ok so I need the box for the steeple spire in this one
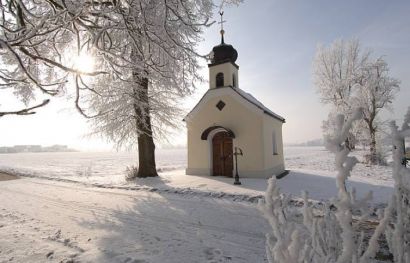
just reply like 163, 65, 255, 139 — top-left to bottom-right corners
218, 11, 226, 44
209, 11, 238, 65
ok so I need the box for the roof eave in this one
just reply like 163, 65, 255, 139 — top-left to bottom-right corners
208, 61, 239, 69
264, 111, 286, 123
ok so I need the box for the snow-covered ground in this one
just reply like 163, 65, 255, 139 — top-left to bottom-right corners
0, 146, 396, 262
0, 149, 187, 185
283, 146, 393, 204
0, 177, 267, 262
0, 147, 394, 204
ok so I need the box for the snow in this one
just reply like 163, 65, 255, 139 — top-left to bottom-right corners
284, 146, 393, 204
0, 177, 267, 262
0, 149, 186, 185
0, 147, 394, 205
233, 87, 285, 122
0, 146, 397, 262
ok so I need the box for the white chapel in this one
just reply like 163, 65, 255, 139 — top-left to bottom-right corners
184, 24, 286, 178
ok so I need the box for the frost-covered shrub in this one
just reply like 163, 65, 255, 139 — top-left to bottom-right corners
259, 108, 402, 263
125, 165, 139, 181
385, 107, 410, 262
258, 178, 344, 262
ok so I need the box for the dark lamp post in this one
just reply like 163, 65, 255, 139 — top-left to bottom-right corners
233, 147, 243, 185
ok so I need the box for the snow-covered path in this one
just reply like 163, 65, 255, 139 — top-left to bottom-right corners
0, 177, 268, 263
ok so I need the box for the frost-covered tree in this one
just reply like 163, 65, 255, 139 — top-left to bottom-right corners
1, 0, 240, 177
355, 58, 400, 164
0, 1, 108, 117
314, 39, 369, 149
79, 0, 241, 177
314, 40, 368, 112
314, 39, 400, 162
77, 0, 215, 177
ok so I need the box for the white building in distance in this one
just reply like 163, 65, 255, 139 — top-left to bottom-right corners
184, 28, 286, 178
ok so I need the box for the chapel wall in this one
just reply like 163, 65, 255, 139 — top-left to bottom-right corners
186, 94, 264, 176
262, 115, 285, 175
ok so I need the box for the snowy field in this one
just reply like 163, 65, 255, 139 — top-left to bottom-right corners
0, 146, 397, 262
0, 146, 394, 204
0, 149, 187, 185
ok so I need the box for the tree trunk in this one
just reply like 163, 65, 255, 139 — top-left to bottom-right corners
345, 138, 352, 150
368, 100, 378, 165
137, 131, 158, 177
345, 137, 355, 150
369, 126, 377, 165
133, 76, 158, 178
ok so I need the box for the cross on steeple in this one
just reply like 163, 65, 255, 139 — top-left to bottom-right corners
218, 11, 226, 44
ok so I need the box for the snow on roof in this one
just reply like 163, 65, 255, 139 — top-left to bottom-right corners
232, 87, 285, 122
184, 86, 285, 123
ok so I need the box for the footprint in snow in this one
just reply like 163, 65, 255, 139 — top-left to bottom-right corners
46, 251, 54, 259
123, 257, 148, 263
204, 247, 226, 262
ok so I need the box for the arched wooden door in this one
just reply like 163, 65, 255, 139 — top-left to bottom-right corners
212, 132, 233, 177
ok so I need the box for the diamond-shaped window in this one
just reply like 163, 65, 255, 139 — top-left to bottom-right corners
216, 100, 225, 111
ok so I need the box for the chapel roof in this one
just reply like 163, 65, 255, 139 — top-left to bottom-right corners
233, 88, 286, 122
183, 86, 286, 123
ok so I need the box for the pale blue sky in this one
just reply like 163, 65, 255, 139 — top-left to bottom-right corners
1, 1, 409, 150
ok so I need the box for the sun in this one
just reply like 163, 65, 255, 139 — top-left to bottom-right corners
73, 53, 95, 73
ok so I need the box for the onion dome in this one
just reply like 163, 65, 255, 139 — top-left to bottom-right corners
210, 29, 238, 65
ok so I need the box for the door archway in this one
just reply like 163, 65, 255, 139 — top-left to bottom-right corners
212, 132, 233, 177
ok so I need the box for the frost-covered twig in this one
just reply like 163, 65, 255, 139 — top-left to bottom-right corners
0, 99, 50, 117
324, 109, 363, 263
258, 178, 306, 263
260, 107, 401, 263
385, 107, 410, 263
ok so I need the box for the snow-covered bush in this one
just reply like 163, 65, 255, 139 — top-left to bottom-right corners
125, 165, 139, 181
385, 107, 410, 262
259, 108, 409, 262
258, 177, 344, 262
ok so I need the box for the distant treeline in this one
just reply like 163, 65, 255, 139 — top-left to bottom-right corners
0, 145, 75, 154
285, 139, 324, 147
